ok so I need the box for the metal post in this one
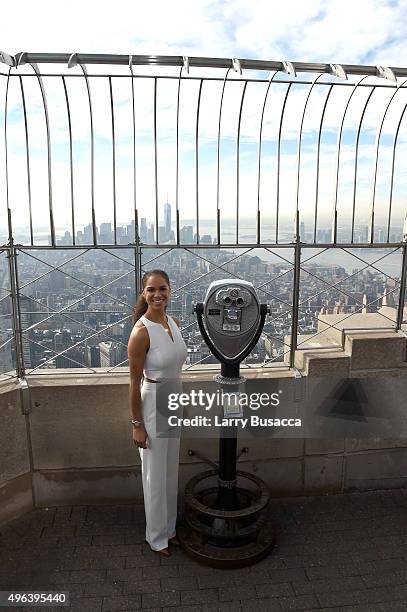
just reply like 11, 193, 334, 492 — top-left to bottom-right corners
6, 236, 25, 378
290, 214, 301, 369
396, 241, 407, 330
134, 209, 142, 302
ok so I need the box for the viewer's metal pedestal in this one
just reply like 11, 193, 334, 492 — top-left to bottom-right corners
178, 363, 275, 568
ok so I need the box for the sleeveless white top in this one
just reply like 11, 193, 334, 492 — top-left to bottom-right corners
140, 314, 188, 380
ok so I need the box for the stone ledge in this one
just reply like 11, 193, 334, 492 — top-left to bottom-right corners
345, 331, 406, 369
0, 365, 295, 393
317, 312, 398, 345
295, 349, 350, 377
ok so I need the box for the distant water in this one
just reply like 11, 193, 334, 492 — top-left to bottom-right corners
259, 247, 402, 276
6, 227, 404, 277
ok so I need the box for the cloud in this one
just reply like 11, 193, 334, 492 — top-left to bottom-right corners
2, 0, 406, 66
228, 0, 407, 64
0, 0, 230, 57
1, 0, 407, 241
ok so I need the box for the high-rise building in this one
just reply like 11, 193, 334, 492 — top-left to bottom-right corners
158, 225, 167, 243
140, 218, 147, 242
147, 224, 155, 243
127, 221, 135, 241
0, 328, 13, 372
54, 329, 74, 369
164, 202, 171, 240
100, 223, 112, 243
48, 270, 66, 292
57, 230, 72, 246
180, 226, 194, 242
83, 223, 93, 243
85, 344, 101, 368
99, 341, 122, 367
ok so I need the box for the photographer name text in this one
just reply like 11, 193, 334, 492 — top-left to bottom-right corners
167, 415, 302, 428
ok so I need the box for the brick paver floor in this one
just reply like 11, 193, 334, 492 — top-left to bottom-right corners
1, 488, 407, 611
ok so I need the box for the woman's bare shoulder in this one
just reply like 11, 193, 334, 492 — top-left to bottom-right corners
170, 315, 181, 328
128, 320, 149, 352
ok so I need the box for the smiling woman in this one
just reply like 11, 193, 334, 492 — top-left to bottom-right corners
127, 269, 188, 556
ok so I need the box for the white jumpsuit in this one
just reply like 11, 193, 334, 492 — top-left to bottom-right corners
138, 314, 187, 551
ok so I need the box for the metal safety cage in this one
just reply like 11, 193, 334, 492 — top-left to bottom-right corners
1, 53, 407, 379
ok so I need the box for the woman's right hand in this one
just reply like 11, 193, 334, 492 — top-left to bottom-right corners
133, 424, 148, 449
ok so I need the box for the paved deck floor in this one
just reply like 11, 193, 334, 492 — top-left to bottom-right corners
1, 489, 407, 611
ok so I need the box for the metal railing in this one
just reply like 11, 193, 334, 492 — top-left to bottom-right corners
1, 53, 407, 379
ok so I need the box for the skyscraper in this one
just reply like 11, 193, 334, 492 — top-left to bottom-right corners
140, 218, 147, 242
164, 202, 171, 240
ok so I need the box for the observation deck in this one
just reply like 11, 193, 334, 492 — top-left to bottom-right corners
1, 52, 407, 609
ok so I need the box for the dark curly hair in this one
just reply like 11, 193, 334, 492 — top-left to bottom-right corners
132, 269, 171, 324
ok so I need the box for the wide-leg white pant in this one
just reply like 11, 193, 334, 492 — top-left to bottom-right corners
138, 380, 181, 551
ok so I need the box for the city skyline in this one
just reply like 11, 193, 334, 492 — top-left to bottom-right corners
2, 198, 404, 248
0, 237, 404, 375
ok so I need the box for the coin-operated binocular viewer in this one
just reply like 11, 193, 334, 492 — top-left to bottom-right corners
178, 280, 275, 568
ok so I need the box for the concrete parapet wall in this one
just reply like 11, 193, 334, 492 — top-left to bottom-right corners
0, 319, 407, 522
0, 381, 33, 523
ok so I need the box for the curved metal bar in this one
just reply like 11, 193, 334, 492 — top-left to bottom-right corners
129, 57, 141, 294
77, 63, 97, 245
129, 58, 137, 237
387, 98, 407, 241
61, 76, 75, 245
313, 83, 335, 243
216, 66, 232, 244
370, 78, 407, 243
24, 61, 56, 246
3, 67, 12, 242
295, 73, 327, 237
195, 79, 203, 244
276, 81, 293, 243
350, 85, 376, 243
108, 76, 117, 244
18, 76, 34, 245
7, 54, 407, 78
236, 80, 248, 244
153, 76, 158, 244
257, 71, 278, 244
332, 75, 370, 243
175, 65, 183, 245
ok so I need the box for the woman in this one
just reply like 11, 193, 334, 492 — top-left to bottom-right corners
128, 269, 187, 556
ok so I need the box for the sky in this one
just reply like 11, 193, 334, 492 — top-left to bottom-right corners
1, 0, 407, 64
1, 0, 407, 242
